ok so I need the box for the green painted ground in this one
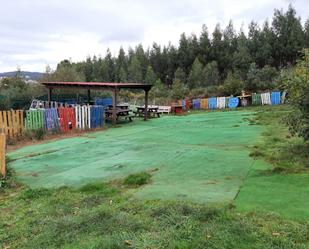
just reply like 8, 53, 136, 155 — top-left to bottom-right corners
9, 110, 262, 204
235, 160, 309, 220
8, 109, 309, 220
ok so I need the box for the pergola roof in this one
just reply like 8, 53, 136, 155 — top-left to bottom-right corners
41, 81, 153, 91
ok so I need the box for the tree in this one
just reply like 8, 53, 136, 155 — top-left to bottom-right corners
105, 49, 115, 82
127, 55, 143, 82
150, 78, 169, 101
118, 66, 127, 82
199, 24, 211, 64
188, 57, 204, 89
271, 5, 304, 67
304, 18, 309, 48
245, 63, 260, 92
222, 71, 244, 95
285, 49, 309, 140
145, 65, 157, 85
233, 30, 252, 78
115, 47, 127, 82
170, 79, 188, 100
174, 67, 187, 84
202, 61, 219, 87
246, 63, 278, 92
47, 61, 85, 82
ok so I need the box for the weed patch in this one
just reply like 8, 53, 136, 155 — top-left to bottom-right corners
123, 172, 151, 187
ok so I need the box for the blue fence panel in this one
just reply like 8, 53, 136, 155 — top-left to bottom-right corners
90, 106, 105, 129
182, 100, 186, 110
95, 98, 113, 107
192, 99, 201, 110
271, 92, 281, 105
44, 108, 60, 132
208, 97, 217, 109
228, 97, 239, 108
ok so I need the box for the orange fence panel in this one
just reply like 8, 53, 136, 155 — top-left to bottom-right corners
0, 110, 24, 139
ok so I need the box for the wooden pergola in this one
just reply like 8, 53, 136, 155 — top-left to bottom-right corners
41, 82, 153, 126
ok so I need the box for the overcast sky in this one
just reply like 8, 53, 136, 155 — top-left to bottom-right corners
0, 0, 308, 73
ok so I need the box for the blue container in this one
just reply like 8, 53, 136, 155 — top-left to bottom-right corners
271, 92, 281, 105
192, 99, 201, 110
95, 98, 113, 107
208, 97, 217, 109
228, 97, 239, 108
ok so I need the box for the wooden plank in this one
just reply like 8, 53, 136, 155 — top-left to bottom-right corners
20, 110, 24, 134
16, 110, 20, 135
8, 111, 13, 138
3, 111, 8, 137
12, 111, 17, 137
0, 111, 3, 134
0, 133, 6, 177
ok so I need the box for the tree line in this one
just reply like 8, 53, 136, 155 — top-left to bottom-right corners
44, 5, 309, 98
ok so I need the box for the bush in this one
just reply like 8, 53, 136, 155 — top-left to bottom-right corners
285, 49, 309, 140
123, 172, 151, 186
24, 128, 45, 141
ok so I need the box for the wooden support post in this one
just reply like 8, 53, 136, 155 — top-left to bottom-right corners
112, 88, 118, 126
48, 88, 52, 108
0, 133, 6, 177
144, 89, 149, 121
87, 89, 91, 104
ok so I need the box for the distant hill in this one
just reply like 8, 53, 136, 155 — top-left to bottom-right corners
0, 71, 44, 81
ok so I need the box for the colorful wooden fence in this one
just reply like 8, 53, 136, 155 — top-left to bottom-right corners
0, 110, 24, 138
0, 133, 6, 177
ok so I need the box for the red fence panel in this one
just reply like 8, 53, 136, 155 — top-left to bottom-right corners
58, 108, 76, 132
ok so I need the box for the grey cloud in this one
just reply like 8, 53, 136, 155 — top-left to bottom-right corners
0, 0, 308, 72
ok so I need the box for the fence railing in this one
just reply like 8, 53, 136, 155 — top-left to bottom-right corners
0, 110, 24, 138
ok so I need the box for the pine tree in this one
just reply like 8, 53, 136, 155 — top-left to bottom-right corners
174, 67, 187, 84
128, 55, 143, 82
145, 65, 157, 85
115, 47, 127, 82
199, 24, 211, 64
202, 61, 219, 87
188, 58, 204, 89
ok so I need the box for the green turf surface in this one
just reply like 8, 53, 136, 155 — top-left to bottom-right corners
8, 108, 309, 220
9, 110, 262, 204
235, 160, 309, 220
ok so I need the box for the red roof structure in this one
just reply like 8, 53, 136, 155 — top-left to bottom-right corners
41, 81, 153, 126
41, 82, 152, 90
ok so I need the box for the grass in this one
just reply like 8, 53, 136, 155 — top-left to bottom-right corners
1, 105, 309, 248
248, 105, 309, 173
123, 172, 152, 187
1, 181, 309, 249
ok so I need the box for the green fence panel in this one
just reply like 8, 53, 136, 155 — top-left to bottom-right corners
25, 109, 45, 130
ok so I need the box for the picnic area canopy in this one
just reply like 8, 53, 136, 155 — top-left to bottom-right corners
41, 81, 153, 125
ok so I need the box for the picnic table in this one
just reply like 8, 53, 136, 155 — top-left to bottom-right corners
134, 106, 160, 118
106, 104, 133, 122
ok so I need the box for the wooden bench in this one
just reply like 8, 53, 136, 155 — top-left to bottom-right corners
157, 106, 171, 114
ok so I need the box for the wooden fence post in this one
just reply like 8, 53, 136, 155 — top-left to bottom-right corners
0, 133, 6, 177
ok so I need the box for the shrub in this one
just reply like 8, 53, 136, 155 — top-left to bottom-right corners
123, 172, 151, 187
